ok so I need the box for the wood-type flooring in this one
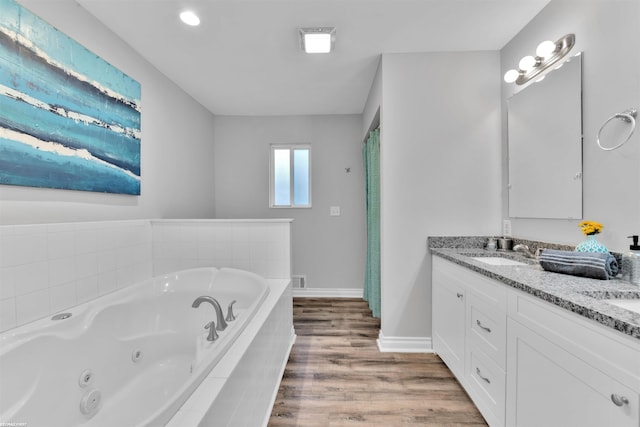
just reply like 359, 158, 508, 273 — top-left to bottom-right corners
268, 298, 488, 426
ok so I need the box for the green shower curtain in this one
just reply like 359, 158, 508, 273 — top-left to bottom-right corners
363, 128, 381, 318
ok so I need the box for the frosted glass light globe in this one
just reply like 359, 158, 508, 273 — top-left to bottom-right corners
536, 40, 557, 59
518, 56, 537, 72
503, 69, 520, 83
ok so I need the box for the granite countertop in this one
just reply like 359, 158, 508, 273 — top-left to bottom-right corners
428, 236, 640, 341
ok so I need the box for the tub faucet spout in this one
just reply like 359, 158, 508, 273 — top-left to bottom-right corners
192, 296, 228, 331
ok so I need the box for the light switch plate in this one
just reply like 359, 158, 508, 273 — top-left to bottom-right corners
330, 206, 341, 216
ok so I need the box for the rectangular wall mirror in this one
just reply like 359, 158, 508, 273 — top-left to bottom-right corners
507, 53, 583, 219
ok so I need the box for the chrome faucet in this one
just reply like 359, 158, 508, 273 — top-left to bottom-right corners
192, 296, 228, 331
513, 244, 537, 259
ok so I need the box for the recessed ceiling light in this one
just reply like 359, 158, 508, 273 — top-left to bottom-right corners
180, 10, 200, 26
299, 27, 335, 54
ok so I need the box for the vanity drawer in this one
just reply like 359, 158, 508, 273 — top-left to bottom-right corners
468, 292, 507, 368
459, 264, 508, 307
467, 348, 506, 427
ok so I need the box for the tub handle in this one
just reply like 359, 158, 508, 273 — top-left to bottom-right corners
204, 321, 219, 341
226, 300, 237, 322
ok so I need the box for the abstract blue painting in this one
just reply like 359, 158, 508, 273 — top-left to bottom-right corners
0, 0, 141, 195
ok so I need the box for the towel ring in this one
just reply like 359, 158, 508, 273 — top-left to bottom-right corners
596, 108, 637, 151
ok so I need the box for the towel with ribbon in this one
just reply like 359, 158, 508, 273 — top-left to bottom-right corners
539, 249, 619, 280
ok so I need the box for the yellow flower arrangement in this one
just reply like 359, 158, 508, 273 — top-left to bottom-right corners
579, 220, 603, 236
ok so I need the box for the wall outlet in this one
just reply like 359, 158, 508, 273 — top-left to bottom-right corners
503, 219, 512, 237
330, 206, 341, 216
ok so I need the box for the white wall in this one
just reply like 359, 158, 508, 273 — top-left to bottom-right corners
379, 52, 502, 346
0, 0, 217, 225
362, 58, 382, 136
212, 115, 365, 291
501, 0, 640, 251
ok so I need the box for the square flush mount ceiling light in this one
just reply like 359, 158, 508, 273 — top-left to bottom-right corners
299, 27, 336, 53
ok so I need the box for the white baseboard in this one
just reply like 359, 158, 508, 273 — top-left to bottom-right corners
292, 287, 363, 298
376, 330, 433, 353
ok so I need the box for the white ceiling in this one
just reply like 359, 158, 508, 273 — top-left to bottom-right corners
72, 0, 550, 116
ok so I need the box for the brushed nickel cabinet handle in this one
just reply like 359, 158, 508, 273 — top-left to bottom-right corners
611, 394, 629, 407
456, 293, 464, 299
476, 320, 492, 333
476, 367, 491, 384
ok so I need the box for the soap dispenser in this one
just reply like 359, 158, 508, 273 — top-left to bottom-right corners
622, 235, 640, 286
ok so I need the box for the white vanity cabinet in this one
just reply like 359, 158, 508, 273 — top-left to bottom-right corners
506, 290, 640, 427
431, 255, 640, 427
432, 257, 507, 427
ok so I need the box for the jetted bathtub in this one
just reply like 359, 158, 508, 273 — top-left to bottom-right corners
0, 267, 269, 427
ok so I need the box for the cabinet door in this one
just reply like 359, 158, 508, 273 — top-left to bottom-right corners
507, 319, 639, 427
432, 258, 466, 378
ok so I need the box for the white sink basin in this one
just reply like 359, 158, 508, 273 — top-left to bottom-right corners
604, 299, 640, 315
472, 257, 527, 266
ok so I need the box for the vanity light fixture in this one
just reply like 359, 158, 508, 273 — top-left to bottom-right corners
179, 10, 200, 26
504, 34, 575, 85
299, 27, 336, 53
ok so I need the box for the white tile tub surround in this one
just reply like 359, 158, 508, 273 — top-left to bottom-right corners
0, 219, 291, 334
0, 219, 292, 333
152, 219, 293, 280
0, 220, 152, 332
